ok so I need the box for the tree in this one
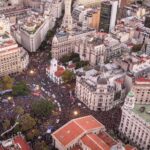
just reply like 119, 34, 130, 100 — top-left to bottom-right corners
131, 44, 142, 52
26, 129, 40, 140
62, 70, 75, 83
12, 81, 29, 96
76, 61, 89, 69
31, 100, 54, 118
0, 76, 14, 90
2, 119, 10, 130
19, 114, 36, 132
33, 141, 49, 150
15, 106, 24, 115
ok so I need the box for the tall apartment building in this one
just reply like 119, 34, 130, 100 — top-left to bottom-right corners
75, 64, 126, 111
0, 15, 29, 76
119, 83, 150, 150
99, 0, 118, 32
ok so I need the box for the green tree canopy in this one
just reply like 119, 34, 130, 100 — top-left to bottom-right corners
62, 70, 75, 83
19, 113, 36, 132
2, 119, 10, 131
15, 106, 24, 115
0, 75, 14, 90
33, 141, 49, 150
26, 128, 40, 140
12, 81, 29, 96
31, 100, 54, 118
131, 44, 142, 52
60, 53, 80, 64
76, 61, 89, 69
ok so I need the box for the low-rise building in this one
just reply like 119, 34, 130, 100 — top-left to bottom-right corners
0, 134, 31, 150
52, 115, 136, 150
46, 58, 65, 85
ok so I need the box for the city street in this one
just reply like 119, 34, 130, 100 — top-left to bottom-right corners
15, 49, 122, 132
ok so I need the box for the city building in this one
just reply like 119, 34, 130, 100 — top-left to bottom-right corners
132, 77, 150, 104
46, 58, 65, 85
51, 28, 96, 60
46, 58, 75, 84
63, 0, 73, 31
0, 134, 31, 150
72, 6, 100, 31
0, 16, 29, 76
119, 90, 150, 150
99, 0, 118, 32
85, 8, 100, 31
18, 13, 55, 52
78, 35, 106, 66
52, 115, 136, 150
144, 14, 150, 28
75, 64, 126, 111
76, 0, 101, 8
143, 0, 150, 7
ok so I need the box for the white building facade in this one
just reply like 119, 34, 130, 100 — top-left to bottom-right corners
119, 91, 150, 150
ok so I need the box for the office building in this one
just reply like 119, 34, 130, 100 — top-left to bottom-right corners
99, 0, 118, 32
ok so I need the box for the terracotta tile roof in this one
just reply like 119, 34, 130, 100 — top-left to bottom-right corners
81, 133, 110, 150
52, 116, 104, 147
98, 132, 117, 148
74, 115, 104, 131
135, 77, 150, 83
55, 66, 65, 77
125, 144, 137, 150
52, 121, 84, 147
13, 136, 31, 150
0, 135, 31, 150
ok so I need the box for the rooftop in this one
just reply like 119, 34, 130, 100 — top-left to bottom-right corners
133, 104, 150, 123
52, 115, 104, 147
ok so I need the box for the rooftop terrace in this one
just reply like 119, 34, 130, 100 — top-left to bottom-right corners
133, 104, 150, 123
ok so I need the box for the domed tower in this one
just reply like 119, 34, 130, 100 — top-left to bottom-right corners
123, 92, 135, 110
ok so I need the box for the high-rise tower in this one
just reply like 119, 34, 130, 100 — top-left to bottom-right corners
63, 0, 73, 31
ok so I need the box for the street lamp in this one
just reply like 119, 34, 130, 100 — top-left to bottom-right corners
29, 70, 34, 75
7, 96, 12, 101
73, 110, 78, 116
